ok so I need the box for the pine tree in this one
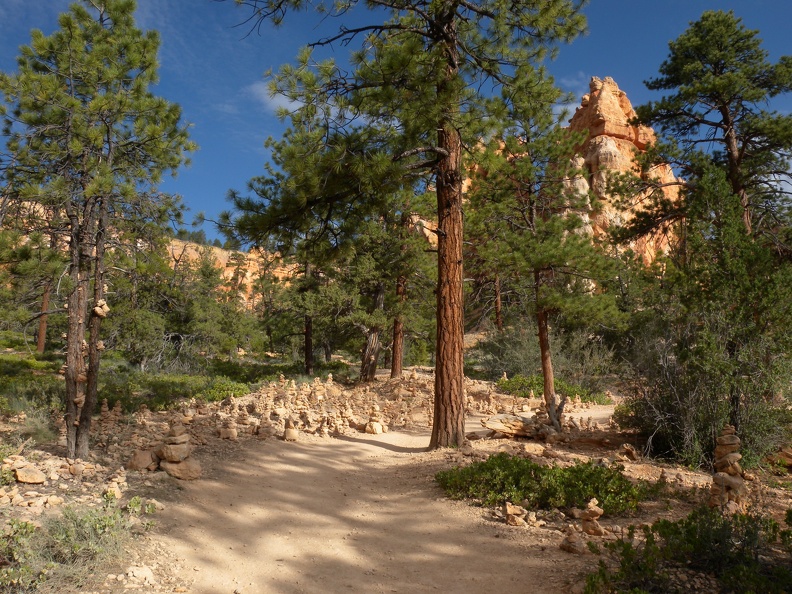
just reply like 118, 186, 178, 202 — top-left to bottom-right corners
0, 0, 195, 457
467, 70, 621, 430
617, 11, 792, 462
226, 0, 586, 447
636, 9, 792, 240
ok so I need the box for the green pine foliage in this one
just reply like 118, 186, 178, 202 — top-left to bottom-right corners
497, 374, 611, 405
614, 10, 792, 466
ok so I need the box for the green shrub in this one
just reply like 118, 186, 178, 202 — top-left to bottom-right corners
0, 373, 65, 413
0, 330, 27, 350
436, 453, 648, 514
0, 501, 142, 593
585, 507, 792, 594
497, 374, 611, 405
470, 325, 618, 391
100, 370, 255, 411
201, 376, 250, 402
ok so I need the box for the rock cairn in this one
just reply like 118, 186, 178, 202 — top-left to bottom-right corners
217, 416, 238, 440
156, 422, 202, 480
709, 424, 748, 513
283, 418, 299, 441
365, 404, 387, 435
580, 498, 606, 536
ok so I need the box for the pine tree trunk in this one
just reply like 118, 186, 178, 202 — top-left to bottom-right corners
360, 330, 381, 382
390, 275, 406, 379
65, 205, 93, 459
535, 271, 564, 431
77, 203, 108, 459
360, 283, 385, 382
430, 15, 466, 449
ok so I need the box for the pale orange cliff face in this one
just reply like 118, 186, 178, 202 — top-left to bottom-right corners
567, 76, 678, 264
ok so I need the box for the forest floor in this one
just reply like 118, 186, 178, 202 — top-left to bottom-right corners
3, 372, 792, 593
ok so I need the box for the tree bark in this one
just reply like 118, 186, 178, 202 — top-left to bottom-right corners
390, 274, 406, 379
430, 12, 466, 449
535, 269, 564, 431
361, 282, 385, 382
77, 201, 108, 459
720, 107, 752, 235
65, 201, 94, 459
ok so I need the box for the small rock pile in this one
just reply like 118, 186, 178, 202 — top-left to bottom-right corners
126, 421, 202, 480
157, 422, 202, 481
365, 404, 387, 435
580, 498, 606, 536
709, 424, 749, 513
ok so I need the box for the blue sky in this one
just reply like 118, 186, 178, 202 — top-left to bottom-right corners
2, 0, 791, 240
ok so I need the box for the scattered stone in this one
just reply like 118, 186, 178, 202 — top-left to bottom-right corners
560, 530, 590, 555
14, 467, 46, 484
619, 443, 639, 461
126, 450, 159, 472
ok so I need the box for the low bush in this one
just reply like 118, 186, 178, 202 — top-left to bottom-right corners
0, 498, 154, 593
585, 506, 792, 594
207, 358, 351, 385
0, 378, 64, 419
99, 371, 253, 411
470, 325, 618, 391
497, 373, 611, 405
435, 453, 649, 515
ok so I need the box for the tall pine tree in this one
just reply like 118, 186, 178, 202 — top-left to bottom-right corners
0, 0, 195, 457
227, 0, 586, 447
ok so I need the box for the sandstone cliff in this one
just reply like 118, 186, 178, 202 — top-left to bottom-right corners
166, 239, 293, 309
567, 76, 678, 263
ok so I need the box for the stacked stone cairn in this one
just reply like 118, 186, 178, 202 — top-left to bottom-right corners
283, 418, 299, 441
235, 405, 257, 435
709, 424, 748, 513
155, 422, 201, 480
580, 498, 606, 536
365, 404, 387, 435
217, 416, 238, 440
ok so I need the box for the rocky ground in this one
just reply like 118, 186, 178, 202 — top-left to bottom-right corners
2, 370, 791, 593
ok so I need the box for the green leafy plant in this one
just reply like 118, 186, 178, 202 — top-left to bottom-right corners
497, 374, 612, 405
0, 500, 142, 593
436, 453, 648, 514
585, 507, 792, 594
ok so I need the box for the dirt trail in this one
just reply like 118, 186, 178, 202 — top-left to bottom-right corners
151, 428, 583, 594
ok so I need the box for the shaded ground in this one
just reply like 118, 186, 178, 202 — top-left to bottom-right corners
148, 427, 586, 594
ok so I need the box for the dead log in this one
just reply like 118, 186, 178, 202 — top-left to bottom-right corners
481, 414, 536, 437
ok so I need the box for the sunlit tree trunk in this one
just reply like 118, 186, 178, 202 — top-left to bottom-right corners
430, 13, 466, 448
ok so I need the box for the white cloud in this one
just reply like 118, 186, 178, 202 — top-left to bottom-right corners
245, 80, 301, 114
558, 71, 590, 92
213, 102, 240, 115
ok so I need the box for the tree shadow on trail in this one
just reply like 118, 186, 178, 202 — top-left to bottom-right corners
150, 435, 584, 594
333, 433, 429, 453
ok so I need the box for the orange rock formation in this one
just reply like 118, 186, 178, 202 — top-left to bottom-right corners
567, 76, 678, 263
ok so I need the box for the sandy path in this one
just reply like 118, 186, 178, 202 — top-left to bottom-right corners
151, 429, 583, 594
